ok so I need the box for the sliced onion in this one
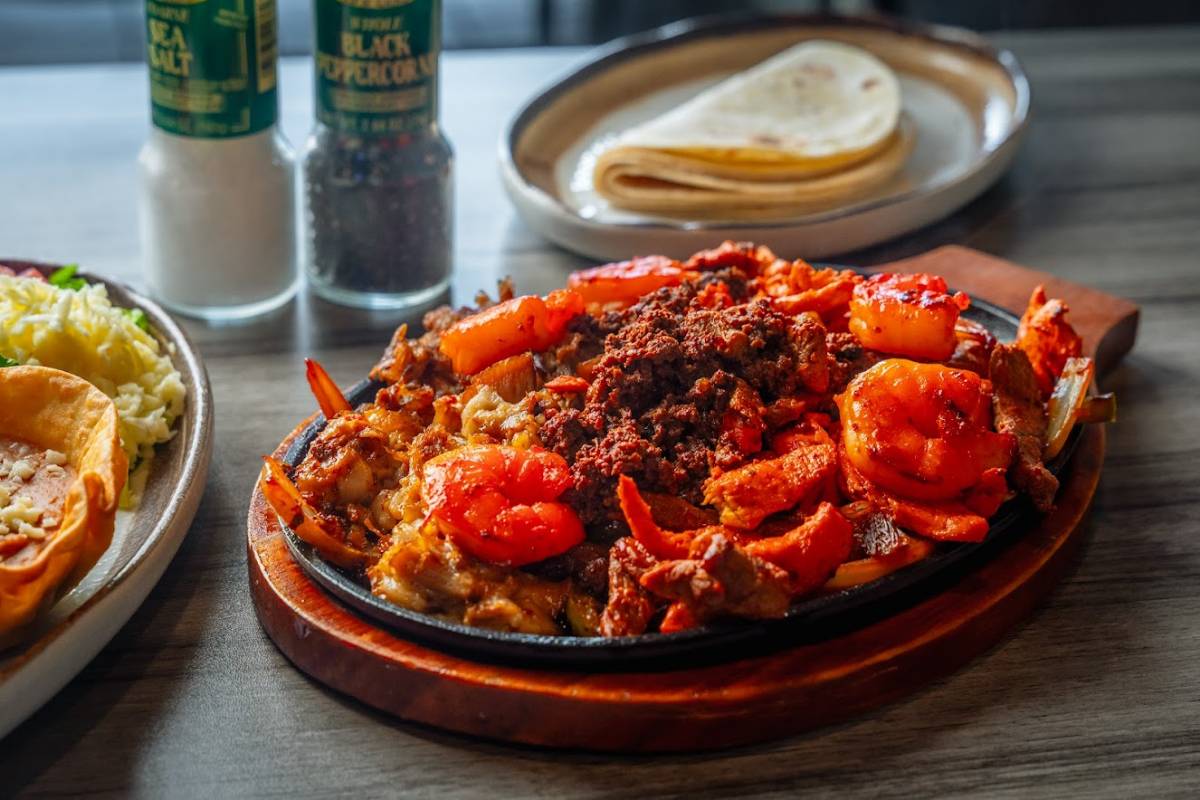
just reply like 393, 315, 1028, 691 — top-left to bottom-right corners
1045, 357, 1096, 459
822, 535, 934, 591
1080, 393, 1118, 425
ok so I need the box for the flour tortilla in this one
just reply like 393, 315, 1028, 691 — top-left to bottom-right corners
595, 117, 914, 215
593, 40, 910, 214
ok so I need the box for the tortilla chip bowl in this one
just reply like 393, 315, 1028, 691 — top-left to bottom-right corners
0, 366, 126, 645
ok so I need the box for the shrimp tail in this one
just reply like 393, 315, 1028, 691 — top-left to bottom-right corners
259, 456, 368, 568
305, 358, 352, 419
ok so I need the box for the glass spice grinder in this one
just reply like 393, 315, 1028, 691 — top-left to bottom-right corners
303, 0, 453, 309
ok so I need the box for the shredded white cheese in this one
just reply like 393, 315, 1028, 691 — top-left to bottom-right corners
9, 459, 35, 481
0, 275, 186, 507
0, 494, 44, 543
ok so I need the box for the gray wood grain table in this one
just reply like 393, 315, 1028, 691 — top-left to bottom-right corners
2, 25, 1199, 799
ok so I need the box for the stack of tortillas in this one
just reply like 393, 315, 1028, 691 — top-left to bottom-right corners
592, 40, 913, 216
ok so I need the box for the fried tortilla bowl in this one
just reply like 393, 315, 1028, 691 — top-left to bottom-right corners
0, 366, 126, 645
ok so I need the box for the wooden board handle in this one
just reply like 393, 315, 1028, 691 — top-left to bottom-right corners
869, 245, 1140, 377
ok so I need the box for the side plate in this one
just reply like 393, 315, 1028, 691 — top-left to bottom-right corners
0, 261, 214, 737
501, 12, 1030, 261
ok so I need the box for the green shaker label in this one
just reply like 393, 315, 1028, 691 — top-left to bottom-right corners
314, 0, 441, 135
145, 0, 278, 137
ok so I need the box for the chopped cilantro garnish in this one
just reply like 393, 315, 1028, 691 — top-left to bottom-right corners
122, 307, 151, 332
0, 355, 17, 368
48, 264, 87, 291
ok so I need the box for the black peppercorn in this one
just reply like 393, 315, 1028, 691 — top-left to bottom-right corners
303, 0, 453, 309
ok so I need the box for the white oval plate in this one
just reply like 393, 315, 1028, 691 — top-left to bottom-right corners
0, 263, 213, 738
501, 13, 1030, 261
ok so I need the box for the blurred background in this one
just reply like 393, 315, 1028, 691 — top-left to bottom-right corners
2, 0, 1199, 65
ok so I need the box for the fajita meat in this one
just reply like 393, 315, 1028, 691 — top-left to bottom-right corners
990, 343, 1059, 512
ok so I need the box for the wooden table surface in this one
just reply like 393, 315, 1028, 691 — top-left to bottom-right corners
2, 24, 1199, 798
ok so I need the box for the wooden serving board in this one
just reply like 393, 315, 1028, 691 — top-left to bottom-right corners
246, 246, 1137, 752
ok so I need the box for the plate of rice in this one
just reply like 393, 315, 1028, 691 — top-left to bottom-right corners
0, 260, 213, 737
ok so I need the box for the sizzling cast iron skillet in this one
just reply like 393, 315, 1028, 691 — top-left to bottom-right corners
277, 295, 1079, 668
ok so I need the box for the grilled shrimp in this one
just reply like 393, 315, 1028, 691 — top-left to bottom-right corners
260, 360, 403, 568
438, 289, 584, 375
849, 273, 969, 361
837, 359, 1015, 502
421, 445, 585, 566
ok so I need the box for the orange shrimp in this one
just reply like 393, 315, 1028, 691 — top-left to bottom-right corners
421, 445, 585, 566
567, 255, 694, 308
259, 359, 398, 567
1016, 285, 1083, 395
848, 273, 969, 361
837, 359, 1015, 502
544, 288, 585, 334
438, 289, 584, 375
